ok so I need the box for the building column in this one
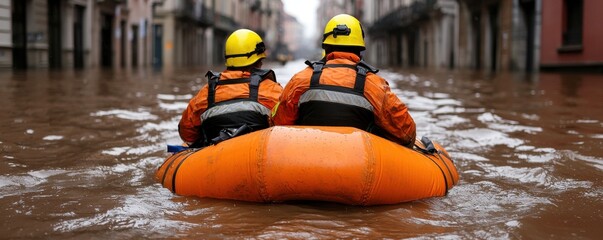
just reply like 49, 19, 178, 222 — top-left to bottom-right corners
162, 15, 175, 70
0, 0, 13, 68
205, 27, 214, 67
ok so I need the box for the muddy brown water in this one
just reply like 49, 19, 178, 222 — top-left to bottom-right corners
1, 61, 601, 239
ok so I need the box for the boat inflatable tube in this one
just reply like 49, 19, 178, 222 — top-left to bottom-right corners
155, 126, 459, 205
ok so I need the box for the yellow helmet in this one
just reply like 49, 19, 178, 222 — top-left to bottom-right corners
224, 29, 267, 67
322, 14, 365, 50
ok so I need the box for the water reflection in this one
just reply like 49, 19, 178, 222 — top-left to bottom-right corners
560, 73, 582, 98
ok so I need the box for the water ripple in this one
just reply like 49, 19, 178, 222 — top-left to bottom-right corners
53, 186, 193, 237
91, 108, 158, 121
453, 128, 524, 148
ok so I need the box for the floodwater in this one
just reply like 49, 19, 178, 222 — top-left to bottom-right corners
1, 60, 601, 239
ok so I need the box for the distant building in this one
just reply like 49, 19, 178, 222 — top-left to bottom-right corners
540, 0, 603, 72
0, 0, 288, 69
364, 0, 458, 69
116, 0, 154, 68
153, 0, 218, 69
456, 0, 541, 72
316, 0, 363, 51
360, 0, 543, 72
281, 13, 303, 59
0, 0, 153, 69
0, 0, 13, 68
152, 0, 285, 69
317, 0, 363, 30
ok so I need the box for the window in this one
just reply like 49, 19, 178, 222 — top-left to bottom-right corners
560, 0, 583, 51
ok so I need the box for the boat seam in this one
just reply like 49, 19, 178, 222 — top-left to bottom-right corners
361, 132, 376, 205
437, 152, 456, 186
418, 150, 449, 195
171, 150, 196, 194
160, 150, 187, 186
256, 128, 270, 201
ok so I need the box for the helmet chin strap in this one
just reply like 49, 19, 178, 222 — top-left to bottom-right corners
225, 42, 266, 59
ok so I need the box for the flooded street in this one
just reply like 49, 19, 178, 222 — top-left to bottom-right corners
1, 60, 601, 239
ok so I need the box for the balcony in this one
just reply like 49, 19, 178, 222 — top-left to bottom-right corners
171, 0, 214, 27
195, 3, 214, 27
173, 0, 195, 18
367, 0, 437, 35
213, 13, 239, 32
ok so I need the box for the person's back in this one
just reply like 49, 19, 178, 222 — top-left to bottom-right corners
272, 14, 416, 147
179, 29, 283, 147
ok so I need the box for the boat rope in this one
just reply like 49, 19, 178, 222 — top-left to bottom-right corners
171, 150, 197, 193
436, 153, 457, 186
416, 150, 449, 196
160, 150, 191, 186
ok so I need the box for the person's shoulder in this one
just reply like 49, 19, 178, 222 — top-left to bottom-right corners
363, 67, 389, 88
252, 68, 277, 81
189, 84, 210, 103
252, 68, 274, 75
205, 70, 221, 80
358, 60, 379, 73
366, 68, 387, 79
293, 67, 313, 79
304, 59, 326, 68
291, 62, 315, 76
279, 68, 310, 88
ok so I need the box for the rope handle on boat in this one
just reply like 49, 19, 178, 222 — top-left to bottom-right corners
415, 136, 438, 154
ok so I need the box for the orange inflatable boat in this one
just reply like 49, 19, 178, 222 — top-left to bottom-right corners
155, 126, 459, 205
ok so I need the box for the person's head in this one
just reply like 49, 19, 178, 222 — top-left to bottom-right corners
322, 14, 365, 56
224, 29, 267, 70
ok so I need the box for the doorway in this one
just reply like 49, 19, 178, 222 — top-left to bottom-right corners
11, 0, 27, 69
488, 4, 499, 72
48, 0, 62, 68
73, 5, 85, 68
120, 20, 126, 67
152, 24, 163, 68
521, 0, 536, 72
407, 30, 417, 67
395, 33, 403, 66
471, 11, 481, 69
131, 24, 139, 67
100, 14, 113, 67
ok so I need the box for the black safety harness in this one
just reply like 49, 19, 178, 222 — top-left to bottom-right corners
297, 59, 384, 134
306, 59, 377, 94
205, 69, 275, 107
191, 69, 276, 147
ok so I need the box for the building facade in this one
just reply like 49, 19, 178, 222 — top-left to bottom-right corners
341, 0, 544, 73
0, 0, 154, 69
456, 0, 541, 72
151, 0, 287, 69
0, 0, 14, 67
540, 0, 603, 71
116, 0, 154, 68
282, 12, 304, 59
0, 0, 290, 69
315, 0, 363, 51
364, 0, 458, 69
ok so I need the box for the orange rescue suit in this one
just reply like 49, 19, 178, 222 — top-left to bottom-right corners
179, 70, 283, 144
272, 52, 416, 146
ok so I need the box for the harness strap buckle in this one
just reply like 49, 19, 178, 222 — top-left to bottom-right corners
210, 124, 252, 145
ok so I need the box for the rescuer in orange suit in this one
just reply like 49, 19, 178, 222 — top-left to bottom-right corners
272, 14, 416, 147
179, 29, 282, 147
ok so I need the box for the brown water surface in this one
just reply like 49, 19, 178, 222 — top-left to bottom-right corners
1, 61, 601, 239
